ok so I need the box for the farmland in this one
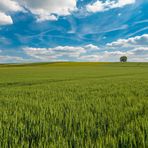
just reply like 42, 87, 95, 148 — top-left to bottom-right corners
0, 62, 148, 147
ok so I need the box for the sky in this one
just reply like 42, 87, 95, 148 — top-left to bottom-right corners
0, 0, 148, 63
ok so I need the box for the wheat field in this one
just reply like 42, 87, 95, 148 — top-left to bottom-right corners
0, 62, 148, 147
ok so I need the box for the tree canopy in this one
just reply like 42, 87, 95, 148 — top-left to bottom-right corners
120, 56, 127, 62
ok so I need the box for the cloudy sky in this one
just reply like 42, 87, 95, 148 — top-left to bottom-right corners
0, 0, 148, 63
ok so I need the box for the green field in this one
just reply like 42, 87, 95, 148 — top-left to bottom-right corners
0, 62, 148, 148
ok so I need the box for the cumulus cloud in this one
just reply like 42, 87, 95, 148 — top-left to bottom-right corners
0, 0, 23, 25
0, 0, 22, 12
105, 34, 148, 62
23, 44, 100, 61
78, 55, 101, 61
0, 0, 77, 24
19, 0, 77, 21
107, 34, 148, 48
0, 12, 13, 25
86, 0, 135, 13
0, 0, 136, 24
130, 47, 148, 55
1, 36, 145, 63
23, 34, 148, 62
84, 44, 100, 51
36, 14, 58, 22
0, 55, 25, 63
23, 46, 125, 62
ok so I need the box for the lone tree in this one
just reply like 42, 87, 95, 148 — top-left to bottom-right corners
120, 56, 127, 62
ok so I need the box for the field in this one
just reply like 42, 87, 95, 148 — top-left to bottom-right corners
0, 62, 148, 148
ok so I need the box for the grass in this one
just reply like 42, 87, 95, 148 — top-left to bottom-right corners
0, 62, 148, 147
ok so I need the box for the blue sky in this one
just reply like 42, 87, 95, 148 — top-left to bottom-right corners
0, 0, 148, 63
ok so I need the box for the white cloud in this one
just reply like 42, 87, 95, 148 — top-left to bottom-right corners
23, 44, 100, 61
85, 47, 147, 62
107, 34, 148, 47
0, 0, 22, 12
0, 12, 13, 25
86, 1, 105, 12
36, 14, 58, 22
130, 47, 148, 55
0, 55, 25, 63
117, 0, 135, 7
19, 0, 77, 21
78, 55, 101, 61
105, 34, 148, 62
22, 34, 148, 62
84, 44, 100, 51
0, 0, 23, 25
0, 0, 77, 24
0, 0, 136, 24
86, 0, 135, 13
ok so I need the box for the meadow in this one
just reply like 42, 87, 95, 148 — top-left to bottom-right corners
0, 62, 148, 148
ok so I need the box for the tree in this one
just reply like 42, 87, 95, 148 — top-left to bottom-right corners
120, 56, 127, 62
